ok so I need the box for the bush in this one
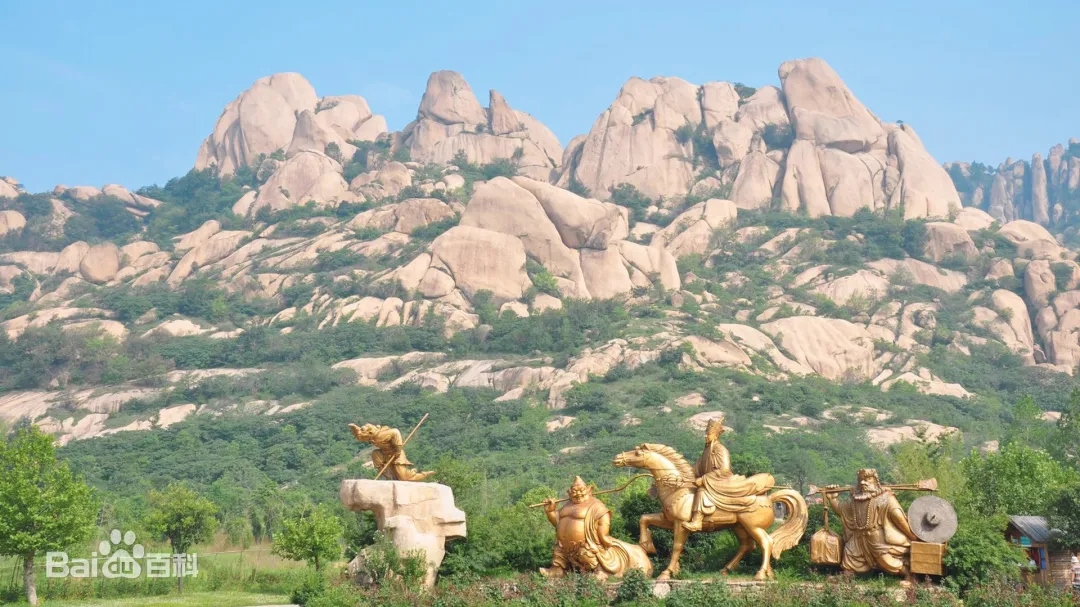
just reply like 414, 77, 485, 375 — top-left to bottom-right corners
410, 215, 459, 241
762, 123, 795, 150
943, 512, 1025, 592
564, 383, 609, 413
613, 567, 652, 604
611, 183, 653, 223
638, 384, 669, 407
665, 581, 735, 607
288, 570, 327, 606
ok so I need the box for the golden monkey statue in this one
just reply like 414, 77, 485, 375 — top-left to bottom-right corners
349, 423, 434, 481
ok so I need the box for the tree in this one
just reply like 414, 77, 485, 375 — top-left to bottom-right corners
958, 443, 1077, 517
942, 512, 1025, 592
271, 503, 342, 571
145, 483, 218, 593
0, 427, 97, 605
1047, 483, 1080, 551
1052, 388, 1080, 461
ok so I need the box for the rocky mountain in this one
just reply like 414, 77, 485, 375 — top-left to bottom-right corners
947, 139, 1080, 228
0, 57, 1070, 452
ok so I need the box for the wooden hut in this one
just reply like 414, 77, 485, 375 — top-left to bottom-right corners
1005, 515, 1073, 587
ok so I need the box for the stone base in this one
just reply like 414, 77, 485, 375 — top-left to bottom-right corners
340, 479, 466, 588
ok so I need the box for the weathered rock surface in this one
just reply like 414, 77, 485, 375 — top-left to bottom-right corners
761, 316, 875, 380
923, 222, 977, 262
401, 72, 561, 181
0, 210, 26, 237
248, 151, 353, 215
340, 480, 466, 587
196, 73, 384, 175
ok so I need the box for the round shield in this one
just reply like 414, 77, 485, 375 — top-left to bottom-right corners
907, 496, 957, 544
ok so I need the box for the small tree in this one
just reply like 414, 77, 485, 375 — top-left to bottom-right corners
271, 503, 342, 571
1048, 483, 1080, 552
0, 427, 97, 605
145, 483, 218, 593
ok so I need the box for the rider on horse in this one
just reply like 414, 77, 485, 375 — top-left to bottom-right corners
683, 415, 775, 531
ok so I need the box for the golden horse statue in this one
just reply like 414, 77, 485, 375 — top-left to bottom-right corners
613, 443, 808, 580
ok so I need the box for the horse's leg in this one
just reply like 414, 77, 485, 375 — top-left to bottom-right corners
658, 519, 689, 580
638, 512, 669, 555
721, 525, 753, 575
745, 522, 774, 581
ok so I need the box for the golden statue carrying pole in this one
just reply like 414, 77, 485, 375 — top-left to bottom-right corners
809, 469, 928, 582
613, 415, 808, 580
537, 477, 653, 580
349, 414, 434, 481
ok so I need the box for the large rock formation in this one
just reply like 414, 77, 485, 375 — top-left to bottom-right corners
777, 59, 960, 218
340, 480, 466, 588
948, 141, 1080, 228
399, 71, 562, 181
557, 58, 961, 219
453, 176, 675, 299
557, 76, 702, 200
196, 73, 386, 176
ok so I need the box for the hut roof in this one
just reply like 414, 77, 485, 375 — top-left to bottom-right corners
1008, 515, 1053, 544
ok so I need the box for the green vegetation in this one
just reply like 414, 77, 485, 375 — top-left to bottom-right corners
62, 195, 142, 244
140, 167, 256, 247
0, 427, 98, 605
146, 484, 219, 592
761, 123, 794, 151
271, 504, 342, 572
611, 183, 653, 224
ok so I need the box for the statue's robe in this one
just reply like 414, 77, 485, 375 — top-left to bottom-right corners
833, 490, 911, 574
553, 498, 651, 576
367, 427, 424, 481
696, 440, 774, 512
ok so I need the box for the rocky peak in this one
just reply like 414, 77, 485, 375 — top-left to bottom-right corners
401, 71, 562, 182
778, 57, 884, 153
559, 57, 960, 219
949, 139, 1080, 228
195, 72, 386, 176
417, 70, 488, 127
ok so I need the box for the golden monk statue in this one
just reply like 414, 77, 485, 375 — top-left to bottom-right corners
539, 477, 653, 580
684, 417, 775, 531
823, 468, 919, 580
349, 423, 434, 481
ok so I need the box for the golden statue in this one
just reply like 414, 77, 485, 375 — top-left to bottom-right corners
349, 423, 434, 481
821, 469, 920, 580
539, 477, 653, 580
685, 418, 776, 531
613, 416, 808, 580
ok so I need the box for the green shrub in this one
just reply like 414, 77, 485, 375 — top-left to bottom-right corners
762, 123, 795, 150
638, 384, 669, 407
314, 249, 365, 272
288, 569, 327, 606
665, 581, 735, 607
410, 215, 459, 241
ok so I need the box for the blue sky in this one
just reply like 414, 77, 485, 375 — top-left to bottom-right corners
2, 1, 1077, 193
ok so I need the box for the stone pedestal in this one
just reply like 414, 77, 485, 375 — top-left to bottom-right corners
340, 479, 466, 587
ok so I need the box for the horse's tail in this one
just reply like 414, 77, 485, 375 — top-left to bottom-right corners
768, 489, 808, 559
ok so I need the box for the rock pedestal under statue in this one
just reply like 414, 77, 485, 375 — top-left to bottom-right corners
340, 479, 466, 587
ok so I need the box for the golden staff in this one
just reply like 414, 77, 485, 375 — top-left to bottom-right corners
374, 413, 429, 480
527, 474, 652, 508
808, 478, 937, 496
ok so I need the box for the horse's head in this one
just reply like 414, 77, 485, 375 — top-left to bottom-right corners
612, 444, 651, 470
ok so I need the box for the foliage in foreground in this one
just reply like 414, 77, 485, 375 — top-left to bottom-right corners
291, 572, 1080, 607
